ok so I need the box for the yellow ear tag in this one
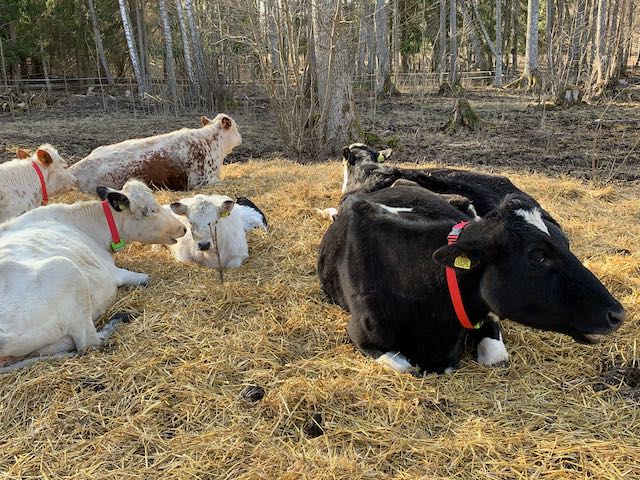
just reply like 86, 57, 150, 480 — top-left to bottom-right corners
220, 210, 230, 218
454, 255, 472, 269
377, 152, 386, 163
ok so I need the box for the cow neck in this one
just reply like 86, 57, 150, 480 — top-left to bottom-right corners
31, 162, 48, 206
101, 200, 126, 252
445, 221, 480, 330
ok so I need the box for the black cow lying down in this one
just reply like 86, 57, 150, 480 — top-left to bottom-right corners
338, 143, 559, 225
317, 186, 624, 373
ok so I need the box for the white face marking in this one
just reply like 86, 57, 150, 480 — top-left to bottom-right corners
341, 163, 349, 194
348, 142, 367, 149
476, 333, 509, 367
515, 208, 550, 235
378, 204, 414, 215
376, 351, 413, 373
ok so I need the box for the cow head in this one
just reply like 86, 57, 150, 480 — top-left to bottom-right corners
341, 144, 392, 194
201, 113, 242, 156
433, 195, 625, 343
32, 144, 78, 194
97, 180, 187, 245
170, 194, 235, 251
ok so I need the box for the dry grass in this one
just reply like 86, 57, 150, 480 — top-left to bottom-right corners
1, 160, 639, 479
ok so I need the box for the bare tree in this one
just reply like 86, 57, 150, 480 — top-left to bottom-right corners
508, 0, 541, 89
590, 0, 607, 95
86, 0, 113, 84
184, 0, 210, 93
449, 0, 458, 82
175, 0, 197, 94
438, 0, 447, 78
313, 0, 360, 154
496, 0, 503, 86
158, 0, 178, 101
117, 0, 145, 93
375, 0, 392, 95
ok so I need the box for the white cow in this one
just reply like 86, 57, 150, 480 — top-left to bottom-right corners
0, 144, 77, 223
69, 113, 242, 193
0, 180, 187, 371
167, 194, 266, 270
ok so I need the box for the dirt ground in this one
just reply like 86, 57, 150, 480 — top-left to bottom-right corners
1, 86, 639, 182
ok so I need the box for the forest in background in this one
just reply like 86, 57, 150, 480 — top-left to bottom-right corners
1, 0, 638, 157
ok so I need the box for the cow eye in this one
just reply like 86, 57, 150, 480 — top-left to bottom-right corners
528, 249, 547, 265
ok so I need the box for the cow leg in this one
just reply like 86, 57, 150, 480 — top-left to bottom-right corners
469, 314, 509, 367
347, 313, 416, 373
112, 267, 150, 287
225, 255, 248, 269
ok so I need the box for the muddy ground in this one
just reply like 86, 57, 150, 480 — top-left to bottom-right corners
1, 86, 639, 183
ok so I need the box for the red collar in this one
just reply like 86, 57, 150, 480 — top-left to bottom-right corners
31, 162, 48, 205
445, 221, 478, 329
101, 200, 126, 252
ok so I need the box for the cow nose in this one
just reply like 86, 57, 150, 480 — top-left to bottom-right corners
607, 308, 625, 328
198, 241, 211, 251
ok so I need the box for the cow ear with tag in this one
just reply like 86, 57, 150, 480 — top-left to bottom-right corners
378, 148, 393, 163
97, 186, 130, 212
432, 244, 482, 271
219, 199, 235, 218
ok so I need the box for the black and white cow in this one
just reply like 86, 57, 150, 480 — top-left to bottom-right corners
338, 143, 559, 225
317, 186, 624, 373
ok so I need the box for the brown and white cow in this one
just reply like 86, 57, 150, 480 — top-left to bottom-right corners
0, 144, 78, 223
0, 179, 187, 372
70, 113, 242, 193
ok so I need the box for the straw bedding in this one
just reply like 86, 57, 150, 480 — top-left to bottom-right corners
0, 160, 638, 479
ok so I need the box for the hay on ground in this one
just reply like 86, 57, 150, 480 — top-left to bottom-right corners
1, 160, 639, 479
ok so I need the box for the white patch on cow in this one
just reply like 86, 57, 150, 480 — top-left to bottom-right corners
477, 333, 510, 367
515, 208, 550, 235
236, 204, 267, 231
444, 367, 455, 374
316, 207, 338, 221
376, 351, 413, 373
341, 163, 349, 193
378, 204, 414, 215
468, 204, 479, 218
348, 142, 367, 149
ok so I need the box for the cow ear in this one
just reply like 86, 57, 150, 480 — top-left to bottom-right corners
170, 202, 188, 216
433, 244, 483, 271
200, 116, 211, 127
221, 116, 232, 130
378, 148, 392, 162
342, 147, 351, 161
36, 148, 53, 165
97, 186, 130, 212
219, 199, 235, 218
16, 149, 30, 159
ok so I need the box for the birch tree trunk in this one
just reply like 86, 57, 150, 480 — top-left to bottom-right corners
184, 0, 209, 94
132, 0, 148, 91
449, 0, 458, 82
496, 0, 503, 86
508, 0, 541, 89
313, 0, 359, 155
175, 0, 197, 94
117, 0, 145, 93
546, 0, 554, 74
364, 0, 376, 74
86, 0, 113, 84
590, 0, 608, 95
158, 0, 178, 101
438, 0, 447, 78
568, 0, 586, 83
